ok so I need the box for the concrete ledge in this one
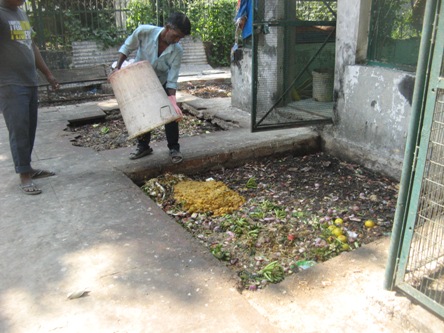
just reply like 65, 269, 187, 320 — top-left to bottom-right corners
99, 127, 321, 184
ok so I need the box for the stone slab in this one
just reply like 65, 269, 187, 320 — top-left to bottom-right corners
66, 104, 106, 124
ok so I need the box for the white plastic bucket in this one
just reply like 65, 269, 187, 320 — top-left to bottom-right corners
109, 61, 180, 139
312, 68, 334, 102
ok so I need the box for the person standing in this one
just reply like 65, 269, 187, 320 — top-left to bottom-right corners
0, 0, 59, 195
114, 12, 191, 163
235, 0, 254, 46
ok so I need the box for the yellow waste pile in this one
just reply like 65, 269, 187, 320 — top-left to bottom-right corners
174, 180, 245, 216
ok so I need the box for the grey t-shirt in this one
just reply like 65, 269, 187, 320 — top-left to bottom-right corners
0, 4, 38, 87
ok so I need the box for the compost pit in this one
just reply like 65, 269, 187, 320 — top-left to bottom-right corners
141, 152, 399, 291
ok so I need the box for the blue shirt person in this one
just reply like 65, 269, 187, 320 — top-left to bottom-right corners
114, 12, 191, 163
235, 0, 255, 45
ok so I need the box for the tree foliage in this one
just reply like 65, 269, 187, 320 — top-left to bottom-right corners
125, 0, 158, 32
295, 0, 337, 21
186, 0, 237, 67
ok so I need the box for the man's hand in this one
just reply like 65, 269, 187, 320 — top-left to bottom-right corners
32, 42, 59, 90
108, 66, 119, 82
46, 74, 59, 90
168, 95, 183, 121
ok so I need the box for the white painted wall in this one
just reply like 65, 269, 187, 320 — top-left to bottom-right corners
325, 65, 413, 179
325, 0, 415, 180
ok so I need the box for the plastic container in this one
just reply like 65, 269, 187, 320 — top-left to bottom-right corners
109, 61, 180, 139
312, 68, 334, 102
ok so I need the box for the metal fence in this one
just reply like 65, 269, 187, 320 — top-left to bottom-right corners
25, 0, 189, 51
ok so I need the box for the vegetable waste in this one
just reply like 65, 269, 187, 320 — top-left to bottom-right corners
142, 153, 399, 291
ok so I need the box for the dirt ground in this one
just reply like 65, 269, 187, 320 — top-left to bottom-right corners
57, 81, 229, 151
47, 82, 399, 291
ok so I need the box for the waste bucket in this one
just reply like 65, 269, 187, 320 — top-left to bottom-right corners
109, 61, 180, 139
312, 68, 334, 102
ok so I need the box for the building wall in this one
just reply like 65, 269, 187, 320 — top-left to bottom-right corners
324, 0, 415, 180
72, 41, 119, 68
42, 37, 209, 70
324, 65, 414, 179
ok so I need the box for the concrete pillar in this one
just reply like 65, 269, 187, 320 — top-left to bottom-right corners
231, 49, 253, 112
334, 0, 371, 103
231, 0, 286, 115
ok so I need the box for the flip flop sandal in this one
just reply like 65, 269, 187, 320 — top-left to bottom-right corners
129, 146, 153, 160
32, 169, 56, 179
19, 182, 42, 195
170, 149, 183, 164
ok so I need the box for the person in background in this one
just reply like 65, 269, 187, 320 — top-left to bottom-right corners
235, 0, 254, 47
0, 0, 59, 195
114, 12, 191, 164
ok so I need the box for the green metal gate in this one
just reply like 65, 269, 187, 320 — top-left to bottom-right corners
385, 0, 444, 318
251, 0, 336, 132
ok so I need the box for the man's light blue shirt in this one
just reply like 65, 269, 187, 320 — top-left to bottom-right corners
118, 25, 183, 90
